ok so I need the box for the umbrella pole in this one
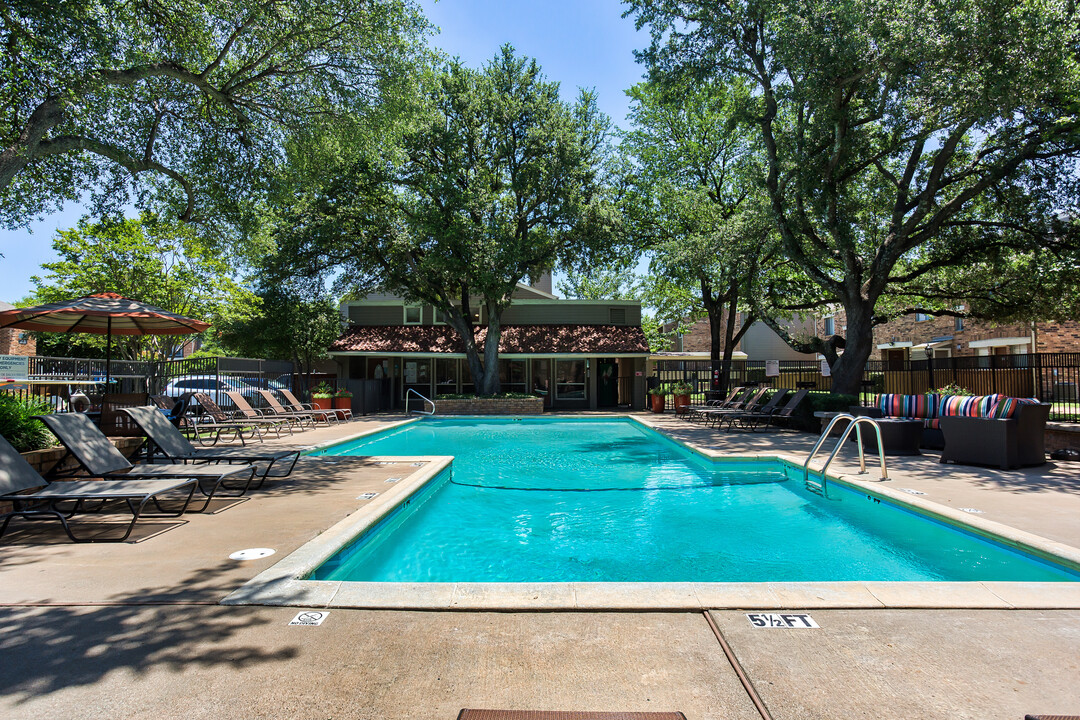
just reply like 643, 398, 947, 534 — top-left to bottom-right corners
105, 316, 113, 390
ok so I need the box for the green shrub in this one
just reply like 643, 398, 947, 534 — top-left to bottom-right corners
786, 391, 861, 432
0, 394, 55, 452
935, 382, 973, 396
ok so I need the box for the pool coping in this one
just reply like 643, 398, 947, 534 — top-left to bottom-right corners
222, 415, 1080, 611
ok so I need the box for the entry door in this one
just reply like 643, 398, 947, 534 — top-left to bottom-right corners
597, 359, 619, 407
886, 349, 906, 371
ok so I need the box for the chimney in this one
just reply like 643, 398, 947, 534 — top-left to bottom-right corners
531, 271, 553, 295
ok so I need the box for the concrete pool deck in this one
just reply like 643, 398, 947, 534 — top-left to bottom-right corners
3, 412, 1080, 718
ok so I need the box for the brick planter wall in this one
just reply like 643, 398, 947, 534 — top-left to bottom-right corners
1045, 423, 1080, 454
435, 397, 545, 415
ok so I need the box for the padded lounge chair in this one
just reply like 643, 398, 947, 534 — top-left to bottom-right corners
224, 391, 297, 434
281, 387, 352, 421
122, 406, 300, 486
189, 392, 282, 444
34, 412, 257, 511
257, 389, 335, 426
0, 433, 198, 542
725, 387, 810, 432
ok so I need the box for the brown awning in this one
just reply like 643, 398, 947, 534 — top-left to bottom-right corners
330, 324, 650, 355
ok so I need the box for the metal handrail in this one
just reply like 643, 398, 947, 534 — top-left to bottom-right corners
405, 388, 435, 416
803, 413, 888, 492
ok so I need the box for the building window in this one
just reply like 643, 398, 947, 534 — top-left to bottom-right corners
822, 316, 835, 336
609, 307, 626, 325
555, 360, 586, 400
17, 332, 28, 345
954, 316, 964, 331
403, 305, 422, 325
499, 359, 527, 393
435, 358, 458, 393
915, 312, 930, 322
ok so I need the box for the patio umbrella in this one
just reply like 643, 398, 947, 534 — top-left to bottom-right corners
0, 292, 209, 387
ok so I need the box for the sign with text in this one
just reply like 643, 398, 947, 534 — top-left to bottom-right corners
289, 611, 329, 626
765, 360, 780, 377
746, 613, 819, 629
0, 355, 29, 379
819, 358, 831, 377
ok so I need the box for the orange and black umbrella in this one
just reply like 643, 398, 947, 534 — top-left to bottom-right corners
0, 293, 209, 386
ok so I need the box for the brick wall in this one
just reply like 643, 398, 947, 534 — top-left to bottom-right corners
436, 397, 544, 415
0, 329, 36, 356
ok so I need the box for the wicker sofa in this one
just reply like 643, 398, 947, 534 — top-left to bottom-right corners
855, 393, 1050, 468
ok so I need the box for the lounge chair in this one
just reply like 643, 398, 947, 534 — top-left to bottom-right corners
257, 389, 335, 426
683, 386, 744, 423
713, 388, 789, 431
122, 406, 301, 486
224, 391, 298, 434
701, 386, 769, 428
724, 387, 810, 432
0, 432, 198, 542
189, 392, 282, 444
34, 412, 258, 511
281, 387, 352, 421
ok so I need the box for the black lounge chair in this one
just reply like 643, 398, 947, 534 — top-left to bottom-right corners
702, 386, 770, 428
122, 406, 300, 486
0, 433, 198, 543
724, 387, 810, 432
224, 391, 298, 433
684, 386, 744, 423
713, 388, 789, 431
34, 412, 257, 511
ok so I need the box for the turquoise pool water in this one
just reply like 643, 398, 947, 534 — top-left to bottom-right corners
310, 417, 1079, 583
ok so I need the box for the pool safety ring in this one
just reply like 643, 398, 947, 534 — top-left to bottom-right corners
229, 548, 276, 560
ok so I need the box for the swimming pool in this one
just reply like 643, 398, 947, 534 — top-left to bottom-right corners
309, 417, 1079, 583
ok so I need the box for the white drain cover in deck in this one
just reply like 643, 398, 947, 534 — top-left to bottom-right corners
229, 548, 276, 560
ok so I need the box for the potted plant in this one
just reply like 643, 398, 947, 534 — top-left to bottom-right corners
670, 381, 694, 414
311, 382, 334, 412
333, 387, 353, 411
647, 384, 669, 413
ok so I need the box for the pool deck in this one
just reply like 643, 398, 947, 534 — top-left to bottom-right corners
3, 412, 1080, 718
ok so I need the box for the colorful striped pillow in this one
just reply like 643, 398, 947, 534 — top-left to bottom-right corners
878, 393, 936, 419
939, 394, 980, 417
989, 396, 1040, 419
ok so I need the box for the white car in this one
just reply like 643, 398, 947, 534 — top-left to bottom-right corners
163, 375, 267, 411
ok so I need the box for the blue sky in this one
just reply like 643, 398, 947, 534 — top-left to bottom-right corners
0, 0, 647, 303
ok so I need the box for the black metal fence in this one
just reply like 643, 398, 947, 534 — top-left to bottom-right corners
654, 353, 1080, 421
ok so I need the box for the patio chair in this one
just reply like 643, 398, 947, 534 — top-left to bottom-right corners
34, 412, 258, 511
281, 387, 352, 421
257, 389, 335, 427
684, 386, 744, 423
224, 391, 298, 434
0, 432, 198, 543
701, 386, 769, 428
189, 392, 282, 444
713, 388, 790, 431
122, 406, 300, 486
724, 387, 810, 432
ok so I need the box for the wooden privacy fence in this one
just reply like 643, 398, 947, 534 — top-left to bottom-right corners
653, 353, 1080, 420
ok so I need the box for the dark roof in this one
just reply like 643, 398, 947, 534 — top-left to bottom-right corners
330, 324, 650, 355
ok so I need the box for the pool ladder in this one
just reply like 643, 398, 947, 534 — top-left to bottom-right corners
803, 414, 888, 495
405, 388, 435, 416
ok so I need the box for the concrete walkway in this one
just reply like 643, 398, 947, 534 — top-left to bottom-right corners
2, 412, 1079, 719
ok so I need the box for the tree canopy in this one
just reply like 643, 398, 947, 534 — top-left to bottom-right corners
628, 0, 1080, 393
275, 46, 620, 395
0, 0, 429, 231
28, 213, 251, 360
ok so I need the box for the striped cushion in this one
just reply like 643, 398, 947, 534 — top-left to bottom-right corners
940, 394, 1002, 418
924, 418, 940, 429
989, 397, 1042, 418
878, 393, 937, 419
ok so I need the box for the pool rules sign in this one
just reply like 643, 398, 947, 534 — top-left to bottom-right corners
746, 613, 819, 629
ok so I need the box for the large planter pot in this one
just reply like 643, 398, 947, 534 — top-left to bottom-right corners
650, 394, 666, 413
673, 393, 691, 414
333, 397, 352, 410
312, 396, 332, 411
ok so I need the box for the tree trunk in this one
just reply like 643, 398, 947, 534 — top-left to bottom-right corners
829, 301, 875, 396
